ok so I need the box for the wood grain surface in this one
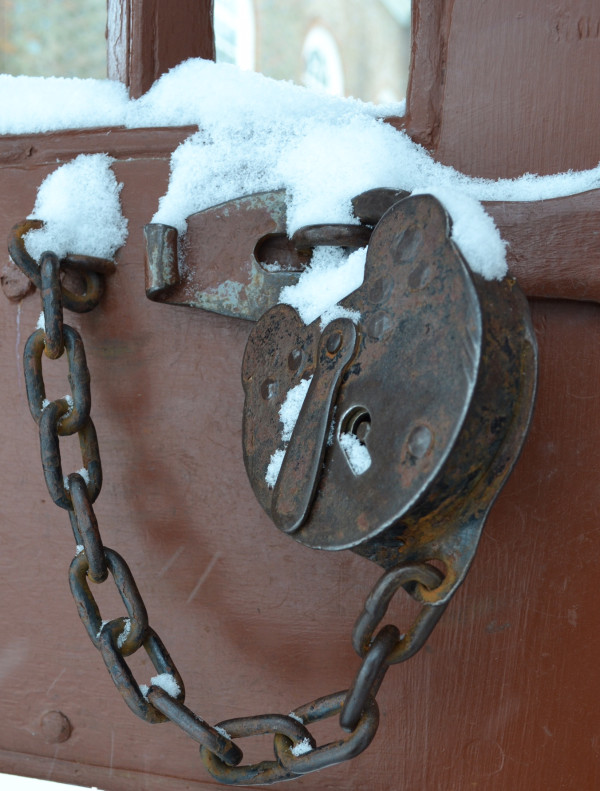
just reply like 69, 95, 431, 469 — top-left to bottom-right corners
2, 1, 600, 788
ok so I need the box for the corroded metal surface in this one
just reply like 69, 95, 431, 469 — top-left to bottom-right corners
8, 220, 114, 313
243, 194, 537, 604
143, 190, 390, 321
144, 191, 305, 321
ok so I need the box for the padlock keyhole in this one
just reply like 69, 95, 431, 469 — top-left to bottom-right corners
339, 407, 372, 476
344, 407, 371, 442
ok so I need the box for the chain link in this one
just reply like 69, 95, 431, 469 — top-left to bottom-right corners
15, 225, 451, 785
24, 325, 91, 436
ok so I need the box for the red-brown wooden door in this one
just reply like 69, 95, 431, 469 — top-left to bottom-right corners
2, 2, 600, 789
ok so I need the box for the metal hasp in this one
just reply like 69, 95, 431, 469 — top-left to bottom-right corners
143, 190, 377, 321
242, 194, 537, 605
144, 191, 305, 321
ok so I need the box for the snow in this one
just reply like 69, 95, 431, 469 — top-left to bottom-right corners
116, 618, 131, 649
291, 737, 313, 756
411, 186, 507, 280
63, 464, 89, 492
4, 58, 600, 289
95, 619, 109, 639
338, 432, 372, 475
0, 773, 99, 791
24, 153, 128, 261
279, 247, 365, 327
140, 673, 181, 700
265, 449, 286, 489
280, 378, 312, 442
265, 377, 312, 487
0, 74, 129, 134
215, 725, 233, 740
150, 672, 181, 697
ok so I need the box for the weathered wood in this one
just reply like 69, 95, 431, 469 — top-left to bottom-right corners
3, 128, 600, 306
0, 128, 196, 166
2, 2, 600, 789
407, 0, 600, 177
107, 0, 215, 98
404, 0, 455, 151
485, 190, 600, 303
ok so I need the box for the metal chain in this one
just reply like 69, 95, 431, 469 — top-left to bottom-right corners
13, 224, 449, 785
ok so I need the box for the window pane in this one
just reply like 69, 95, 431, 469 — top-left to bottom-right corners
214, 0, 411, 103
0, 0, 106, 78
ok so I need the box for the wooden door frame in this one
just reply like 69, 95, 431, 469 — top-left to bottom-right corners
107, 0, 215, 98
3, 0, 598, 306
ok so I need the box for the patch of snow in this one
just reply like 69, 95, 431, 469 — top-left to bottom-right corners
95, 619, 109, 639
279, 247, 365, 326
24, 154, 128, 261
291, 737, 313, 756
0, 74, 129, 134
65, 465, 90, 491
36, 312, 45, 331
266, 448, 286, 489
75, 544, 84, 555
280, 378, 312, 441
215, 725, 233, 740
265, 378, 313, 488
5, 58, 600, 295
339, 432, 372, 475
117, 618, 131, 649
288, 712, 304, 724
150, 672, 181, 698
412, 186, 507, 281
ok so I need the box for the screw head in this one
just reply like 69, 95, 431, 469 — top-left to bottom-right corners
40, 710, 72, 744
407, 425, 433, 459
260, 378, 279, 400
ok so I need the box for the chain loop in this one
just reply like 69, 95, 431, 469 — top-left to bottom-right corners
24, 325, 91, 436
201, 714, 315, 785
291, 224, 372, 252
273, 691, 379, 775
340, 624, 399, 732
146, 686, 243, 767
9, 220, 112, 313
40, 252, 64, 359
68, 473, 107, 583
38, 404, 101, 509
99, 624, 185, 723
352, 563, 448, 664
69, 547, 148, 655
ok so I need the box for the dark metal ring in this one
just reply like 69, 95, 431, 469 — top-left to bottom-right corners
200, 713, 314, 785
69, 547, 148, 656
99, 625, 185, 724
352, 563, 447, 663
8, 219, 111, 313
273, 691, 379, 775
340, 624, 399, 732
24, 325, 91, 436
147, 686, 243, 767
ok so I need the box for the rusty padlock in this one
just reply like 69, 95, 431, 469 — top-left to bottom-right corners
241, 193, 537, 605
